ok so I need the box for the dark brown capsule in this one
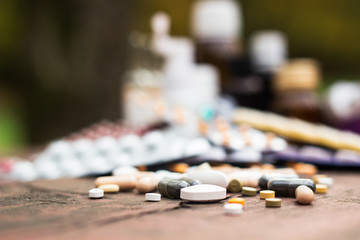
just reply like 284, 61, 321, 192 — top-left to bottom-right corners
268, 178, 316, 197
158, 178, 190, 199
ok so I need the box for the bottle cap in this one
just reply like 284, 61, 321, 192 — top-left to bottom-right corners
191, 0, 242, 40
274, 59, 320, 91
250, 31, 287, 73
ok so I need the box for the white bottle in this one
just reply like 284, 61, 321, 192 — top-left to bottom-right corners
250, 31, 288, 73
151, 12, 219, 129
191, 0, 242, 42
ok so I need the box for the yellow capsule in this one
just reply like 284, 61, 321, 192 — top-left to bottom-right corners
98, 184, 120, 193
95, 175, 137, 191
315, 184, 327, 194
260, 190, 275, 199
228, 197, 245, 206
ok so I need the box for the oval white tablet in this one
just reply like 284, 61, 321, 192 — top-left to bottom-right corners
89, 188, 104, 198
186, 170, 228, 188
180, 184, 226, 202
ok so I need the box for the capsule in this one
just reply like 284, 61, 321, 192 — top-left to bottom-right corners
158, 178, 190, 199
259, 173, 299, 190
95, 175, 137, 191
268, 178, 316, 197
179, 177, 201, 186
136, 176, 159, 194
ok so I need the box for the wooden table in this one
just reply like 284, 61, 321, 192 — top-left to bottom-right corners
1, 171, 360, 240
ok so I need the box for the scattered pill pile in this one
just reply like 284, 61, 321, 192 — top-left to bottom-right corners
88, 162, 333, 216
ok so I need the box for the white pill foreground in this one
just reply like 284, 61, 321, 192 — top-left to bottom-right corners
317, 177, 333, 187
145, 193, 161, 202
224, 203, 243, 215
186, 170, 228, 188
89, 188, 104, 198
180, 184, 226, 202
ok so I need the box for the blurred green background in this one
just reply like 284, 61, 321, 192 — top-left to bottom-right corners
0, 0, 359, 155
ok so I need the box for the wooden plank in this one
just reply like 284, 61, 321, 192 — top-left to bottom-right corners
1, 172, 360, 240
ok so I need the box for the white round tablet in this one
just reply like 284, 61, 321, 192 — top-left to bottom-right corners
89, 188, 104, 198
145, 193, 161, 202
224, 203, 243, 215
180, 184, 226, 202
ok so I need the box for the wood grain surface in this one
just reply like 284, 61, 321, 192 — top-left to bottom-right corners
1, 172, 360, 240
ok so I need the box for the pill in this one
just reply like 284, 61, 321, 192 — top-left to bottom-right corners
137, 165, 147, 171
242, 187, 257, 196
312, 174, 327, 184
268, 178, 316, 197
315, 184, 327, 194
95, 175, 137, 191
136, 176, 159, 193
317, 177, 333, 187
89, 188, 104, 198
98, 184, 120, 193
194, 162, 212, 171
168, 163, 189, 173
272, 167, 297, 174
258, 173, 299, 190
145, 193, 161, 202
179, 177, 201, 186
155, 170, 183, 180
227, 171, 262, 188
295, 185, 314, 205
186, 170, 228, 188
228, 197, 245, 206
293, 163, 317, 177
260, 190, 275, 199
180, 184, 226, 202
213, 165, 239, 174
158, 178, 190, 199
227, 179, 243, 193
265, 198, 281, 207
224, 203, 243, 215
261, 163, 275, 170
135, 171, 156, 180
10, 161, 38, 181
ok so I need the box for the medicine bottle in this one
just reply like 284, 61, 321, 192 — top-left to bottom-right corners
272, 59, 321, 122
191, 0, 243, 92
248, 31, 288, 110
